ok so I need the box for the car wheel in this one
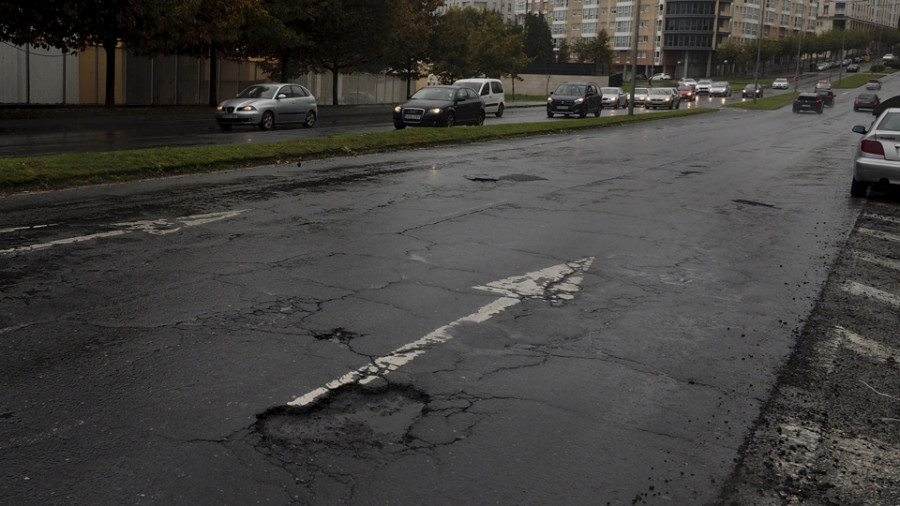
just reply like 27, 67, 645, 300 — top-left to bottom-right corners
445, 112, 455, 127
817, 108, 823, 114
594, 106, 601, 117
476, 112, 485, 126
496, 103, 504, 118
547, 111, 554, 118
218, 123, 232, 131
394, 121, 406, 130
850, 177, 868, 197
302, 110, 316, 128
579, 109, 587, 118
259, 111, 275, 131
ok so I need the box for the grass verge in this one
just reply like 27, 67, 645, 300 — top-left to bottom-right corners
832, 72, 887, 88
0, 108, 716, 195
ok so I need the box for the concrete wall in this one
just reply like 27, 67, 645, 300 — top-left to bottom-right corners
0, 43, 79, 104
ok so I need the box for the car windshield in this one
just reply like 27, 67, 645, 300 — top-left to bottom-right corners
648, 89, 670, 95
555, 84, 586, 96
635, 88, 649, 94
713, 82, 727, 87
601, 88, 619, 95
236, 85, 279, 99
411, 87, 457, 101
678, 86, 692, 91
858, 94, 877, 100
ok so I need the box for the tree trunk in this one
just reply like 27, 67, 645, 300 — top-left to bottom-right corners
331, 67, 340, 106
208, 46, 218, 107
103, 39, 117, 106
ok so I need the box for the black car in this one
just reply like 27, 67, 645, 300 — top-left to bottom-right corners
393, 86, 485, 129
793, 93, 824, 114
547, 82, 603, 118
816, 89, 835, 107
853, 93, 880, 111
741, 84, 763, 98
847, 63, 860, 72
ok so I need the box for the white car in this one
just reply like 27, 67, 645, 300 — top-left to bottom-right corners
679, 78, 698, 89
453, 78, 506, 117
695, 79, 713, 94
650, 73, 671, 81
772, 78, 790, 89
215, 83, 317, 130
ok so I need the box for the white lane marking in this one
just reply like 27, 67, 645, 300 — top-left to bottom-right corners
833, 326, 898, 364
0, 223, 58, 234
858, 227, 900, 244
288, 257, 595, 407
841, 281, 900, 309
863, 213, 900, 226
1, 209, 250, 255
851, 250, 900, 271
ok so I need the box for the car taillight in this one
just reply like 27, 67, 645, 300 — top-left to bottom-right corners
855, 99, 860, 104
861, 140, 885, 156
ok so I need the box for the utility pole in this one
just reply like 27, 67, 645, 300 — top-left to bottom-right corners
628, 0, 642, 116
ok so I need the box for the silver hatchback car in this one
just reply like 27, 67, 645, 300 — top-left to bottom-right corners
215, 83, 317, 130
850, 107, 900, 196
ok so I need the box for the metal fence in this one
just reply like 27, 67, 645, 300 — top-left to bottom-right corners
0, 42, 409, 106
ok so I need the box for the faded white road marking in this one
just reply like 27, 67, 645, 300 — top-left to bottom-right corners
288, 257, 595, 407
1, 209, 250, 255
858, 227, 900, 244
863, 213, 900, 226
851, 250, 900, 271
833, 326, 898, 364
841, 281, 900, 309
0, 223, 57, 235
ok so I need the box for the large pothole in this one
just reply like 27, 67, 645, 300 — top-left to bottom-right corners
256, 385, 429, 448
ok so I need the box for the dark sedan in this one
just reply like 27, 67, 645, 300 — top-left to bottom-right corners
741, 84, 763, 98
547, 82, 603, 118
393, 86, 485, 129
854, 93, 880, 112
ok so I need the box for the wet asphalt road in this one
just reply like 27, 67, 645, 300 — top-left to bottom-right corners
2, 73, 899, 505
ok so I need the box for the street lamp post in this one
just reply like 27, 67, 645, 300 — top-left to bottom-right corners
753, 0, 766, 104
794, 5, 805, 92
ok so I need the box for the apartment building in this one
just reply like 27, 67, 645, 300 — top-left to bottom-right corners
817, 0, 899, 35
439, 0, 517, 20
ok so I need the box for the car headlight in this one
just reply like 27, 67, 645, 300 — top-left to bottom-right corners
394, 106, 402, 113
429, 108, 442, 114
574, 98, 584, 104
216, 105, 224, 111
547, 97, 553, 103
238, 106, 256, 111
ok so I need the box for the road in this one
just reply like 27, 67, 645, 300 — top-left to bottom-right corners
2, 73, 899, 505
0, 70, 829, 159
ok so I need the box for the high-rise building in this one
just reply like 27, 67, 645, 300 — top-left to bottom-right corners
439, 0, 517, 20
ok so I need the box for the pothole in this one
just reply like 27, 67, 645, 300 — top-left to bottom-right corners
465, 174, 548, 182
313, 327, 361, 343
256, 385, 429, 448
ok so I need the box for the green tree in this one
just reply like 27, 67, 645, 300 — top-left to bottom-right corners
382, 0, 443, 97
523, 12, 553, 63
571, 32, 614, 64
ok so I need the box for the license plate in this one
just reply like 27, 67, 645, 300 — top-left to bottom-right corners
558, 105, 568, 110
404, 113, 422, 120
223, 114, 238, 119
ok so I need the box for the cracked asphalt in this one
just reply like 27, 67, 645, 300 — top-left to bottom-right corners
2, 84, 899, 505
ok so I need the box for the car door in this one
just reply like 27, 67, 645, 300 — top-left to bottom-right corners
273, 85, 299, 123
589, 84, 601, 111
456, 88, 476, 123
292, 85, 315, 118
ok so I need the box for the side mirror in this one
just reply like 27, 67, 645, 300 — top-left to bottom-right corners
276, 93, 287, 99
852, 125, 868, 134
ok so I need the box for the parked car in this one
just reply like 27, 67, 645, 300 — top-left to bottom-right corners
547, 82, 603, 118
882, 53, 894, 60
695, 79, 713, 94
772, 78, 790, 89
709, 81, 733, 97
453, 78, 506, 117
632, 87, 650, 107
677, 84, 697, 102
850, 107, 900, 196
816, 89, 835, 107
854, 93, 880, 112
644, 88, 679, 109
741, 83, 763, 98
866, 79, 882, 90
847, 63, 860, 72
816, 62, 829, 71
393, 85, 485, 128
215, 83, 318, 131
793, 93, 824, 114
601, 87, 629, 108
650, 73, 671, 81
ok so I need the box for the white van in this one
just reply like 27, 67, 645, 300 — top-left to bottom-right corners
452, 78, 506, 117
